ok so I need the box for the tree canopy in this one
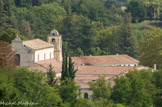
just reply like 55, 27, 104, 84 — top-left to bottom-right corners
139, 27, 162, 69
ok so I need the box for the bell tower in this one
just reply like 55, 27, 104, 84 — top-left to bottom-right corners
47, 29, 62, 62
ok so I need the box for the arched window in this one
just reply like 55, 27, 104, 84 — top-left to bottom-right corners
52, 38, 55, 42
84, 93, 88, 99
16, 54, 20, 66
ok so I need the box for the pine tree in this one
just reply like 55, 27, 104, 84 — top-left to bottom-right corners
20, 20, 35, 39
0, 0, 8, 34
47, 64, 56, 86
119, 13, 137, 57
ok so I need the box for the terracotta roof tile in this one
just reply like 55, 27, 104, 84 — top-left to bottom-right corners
29, 58, 62, 73
76, 66, 135, 75
74, 66, 149, 88
72, 54, 139, 65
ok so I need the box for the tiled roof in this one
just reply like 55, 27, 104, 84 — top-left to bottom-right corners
23, 39, 54, 50
29, 58, 62, 73
75, 66, 149, 89
76, 66, 136, 75
29, 63, 48, 72
75, 76, 112, 81
72, 54, 139, 65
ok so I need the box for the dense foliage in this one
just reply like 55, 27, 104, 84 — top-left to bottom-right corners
0, 41, 18, 67
139, 27, 162, 69
1, 65, 161, 106
0, 0, 161, 58
0, 0, 161, 106
89, 69, 162, 107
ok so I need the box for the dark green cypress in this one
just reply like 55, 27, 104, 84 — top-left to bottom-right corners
61, 53, 77, 81
61, 54, 66, 80
69, 56, 77, 80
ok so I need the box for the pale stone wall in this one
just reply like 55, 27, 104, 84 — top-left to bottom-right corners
11, 38, 34, 67
56, 72, 61, 77
47, 35, 62, 62
34, 48, 54, 62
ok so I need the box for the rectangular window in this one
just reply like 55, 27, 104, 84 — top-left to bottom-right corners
38, 55, 39, 61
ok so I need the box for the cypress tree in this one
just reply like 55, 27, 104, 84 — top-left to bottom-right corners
61, 53, 77, 81
69, 56, 77, 80
61, 54, 66, 81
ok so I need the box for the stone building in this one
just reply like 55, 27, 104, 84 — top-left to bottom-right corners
11, 29, 62, 67
11, 29, 149, 99
72, 55, 149, 99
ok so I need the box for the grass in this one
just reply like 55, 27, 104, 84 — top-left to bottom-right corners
131, 20, 162, 30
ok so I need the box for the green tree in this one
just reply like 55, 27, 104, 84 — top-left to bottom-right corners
89, 76, 112, 106
0, 28, 28, 43
0, 0, 8, 34
59, 78, 79, 105
112, 69, 153, 107
74, 47, 84, 56
77, 0, 110, 26
153, 69, 162, 107
99, 26, 120, 55
147, 3, 156, 20
20, 20, 35, 39
69, 56, 77, 80
119, 13, 137, 57
0, 67, 62, 106
0, 28, 17, 43
160, 11, 162, 21
47, 64, 56, 87
0, 67, 20, 102
126, 0, 147, 22
138, 27, 162, 69
73, 98, 96, 107
11, 2, 66, 40
14, 0, 43, 7
13, 68, 62, 106
58, 13, 103, 55
61, 54, 77, 80
0, 41, 18, 67
104, 0, 117, 9
90, 47, 102, 56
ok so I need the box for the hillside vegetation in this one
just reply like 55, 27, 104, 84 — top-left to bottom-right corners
0, 0, 162, 69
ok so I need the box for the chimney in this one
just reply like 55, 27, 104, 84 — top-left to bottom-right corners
154, 64, 157, 71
